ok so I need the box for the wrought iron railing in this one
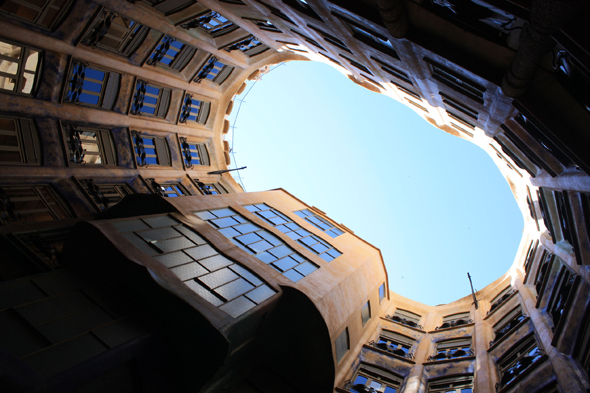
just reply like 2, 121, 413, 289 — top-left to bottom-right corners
130, 80, 147, 115
427, 348, 474, 362
132, 131, 147, 167
489, 314, 527, 347
495, 346, 543, 391
179, 137, 193, 168
82, 11, 118, 48
68, 126, 86, 164
147, 36, 175, 66
180, 11, 219, 30
487, 290, 515, 315
82, 179, 110, 209
179, 94, 193, 124
195, 57, 219, 83
385, 314, 423, 330
435, 318, 473, 330
367, 340, 414, 360
224, 36, 256, 52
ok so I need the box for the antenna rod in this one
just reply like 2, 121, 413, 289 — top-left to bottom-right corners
207, 166, 246, 175
467, 272, 478, 309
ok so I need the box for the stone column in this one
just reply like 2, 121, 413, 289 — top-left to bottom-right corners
473, 301, 497, 393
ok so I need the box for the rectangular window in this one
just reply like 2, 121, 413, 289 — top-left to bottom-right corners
547, 264, 578, 334
244, 17, 282, 33
440, 92, 479, 120
308, 24, 351, 52
66, 126, 116, 166
78, 179, 132, 211
282, 0, 322, 20
194, 208, 319, 282
0, 0, 73, 30
147, 179, 189, 197
142, 0, 196, 16
179, 137, 209, 168
405, 98, 429, 112
426, 59, 485, 103
0, 116, 40, 165
294, 209, 344, 237
448, 111, 476, 129
371, 57, 412, 84
379, 283, 386, 303
131, 131, 171, 167
389, 308, 422, 329
487, 285, 515, 314
257, 1, 294, 24
194, 56, 235, 84
429, 338, 473, 361
391, 81, 420, 100
373, 330, 414, 359
348, 365, 402, 393
245, 203, 342, 262
493, 137, 536, 177
523, 240, 539, 283
361, 301, 371, 326
82, 11, 149, 57
180, 11, 239, 37
339, 54, 373, 74
290, 29, 325, 50
223, 36, 268, 57
0, 185, 69, 225
147, 36, 197, 71
64, 61, 120, 110
428, 375, 473, 393
437, 312, 472, 329
333, 13, 399, 59
490, 306, 526, 347
130, 80, 171, 118
111, 214, 276, 318
335, 327, 349, 363
195, 182, 228, 195
497, 334, 544, 390
179, 93, 210, 124
0, 39, 41, 96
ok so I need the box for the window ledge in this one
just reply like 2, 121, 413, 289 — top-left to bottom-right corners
362, 344, 416, 364
423, 355, 475, 366
428, 323, 474, 333
487, 316, 530, 352
484, 290, 519, 320
380, 317, 425, 333
496, 354, 548, 393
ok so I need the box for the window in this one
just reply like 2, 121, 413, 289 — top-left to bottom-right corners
308, 25, 351, 52
147, 36, 197, 71
487, 286, 515, 315
493, 137, 535, 177
180, 11, 239, 37
130, 80, 171, 118
318, 52, 341, 65
0, 39, 41, 96
428, 375, 473, 393
78, 179, 132, 211
523, 240, 539, 283
179, 137, 209, 168
575, 303, 590, 377
339, 54, 373, 75
178, 93, 210, 124
290, 29, 325, 50
496, 334, 544, 390
379, 283, 386, 303
81, 10, 149, 57
361, 301, 371, 326
142, 0, 196, 15
257, 1, 294, 24
490, 306, 526, 347
405, 98, 429, 113
294, 208, 344, 237
347, 365, 402, 393
554, 190, 583, 263
223, 36, 268, 57
0, 0, 72, 30
333, 13, 399, 59
0, 185, 70, 225
391, 81, 420, 100
131, 131, 171, 167
193, 181, 228, 195
65, 126, 117, 166
244, 17, 282, 33
147, 179, 189, 197
428, 337, 473, 361
437, 312, 472, 329
194, 56, 235, 84
370, 330, 414, 359
534, 251, 553, 300
245, 203, 342, 262
387, 308, 422, 329
195, 208, 319, 282
426, 59, 485, 103
537, 188, 555, 242
440, 92, 479, 120
371, 57, 412, 84
547, 264, 578, 333
448, 111, 476, 129
335, 327, 349, 363
0, 116, 40, 165
282, 0, 322, 20
111, 214, 276, 318
64, 61, 120, 110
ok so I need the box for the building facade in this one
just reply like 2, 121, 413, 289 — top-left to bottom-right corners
0, 0, 589, 392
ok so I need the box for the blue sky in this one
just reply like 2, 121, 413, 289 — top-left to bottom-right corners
228, 60, 523, 306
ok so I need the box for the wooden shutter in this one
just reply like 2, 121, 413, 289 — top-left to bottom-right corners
197, 144, 210, 166
18, 119, 41, 165
124, 25, 149, 56
157, 89, 171, 118
99, 130, 117, 166
154, 137, 171, 166
381, 330, 413, 346
197, 101, 210, 124
214, 65, 234, 84
102, 72, 120, 110
172, 45, 197, 71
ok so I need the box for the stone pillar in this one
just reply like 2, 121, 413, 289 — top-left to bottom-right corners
473, 301, 497, 393
501, 0, 582, 97
376, 0, 409, 38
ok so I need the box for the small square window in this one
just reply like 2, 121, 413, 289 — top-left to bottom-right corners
148, 179, 189, 198
223, 36, 269, 57
335, 327, 349, 363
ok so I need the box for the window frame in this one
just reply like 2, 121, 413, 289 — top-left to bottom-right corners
332, 12, 399, 59
0, 115, 41, 165
428, 337, 473, 361
0, 184, 70, 225
490, 305, 527, 347
179, 10, 239, 37
130, 79, 171, 118
194, 56, 235, 84
388, 308, 423, 329
179, 137, 210, 168
131, 131, 171, 167
361, 300, 371, 327
346, 364, 403, 393
294, 208, 345, 238
335, 327, 349, 363
425, 58, 485, 103
178, 93, 210, 124
63, 125, 117, 166
75, 178, 133, 212
146, 35, 197, 71
496, 333, 545, 391
428, 374, 474, 393
0, 0, 73, 30
63, 60, 120, 110
371, 329, 414, 359
81, 10, 149, 57
437, 311, 472, 330
0, 38, 43, 97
